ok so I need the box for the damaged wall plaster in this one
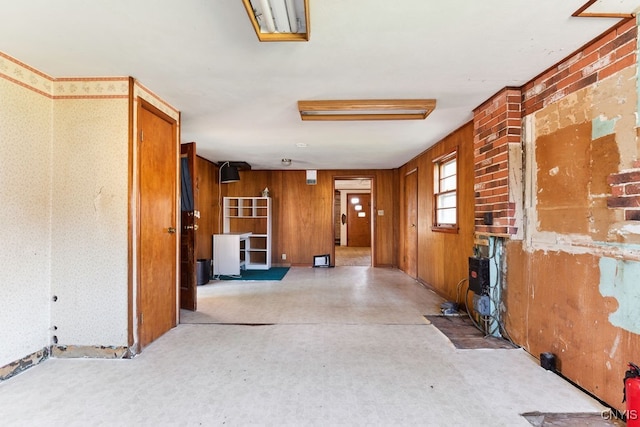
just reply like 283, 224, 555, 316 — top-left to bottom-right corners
525, 66, 637, 256
592, 115, 620, 140
509, 31, 640, 411
599, 257, 640, 334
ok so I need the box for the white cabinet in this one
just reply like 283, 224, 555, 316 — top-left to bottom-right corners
212, 232, 250, 276
219, 197, 271, 271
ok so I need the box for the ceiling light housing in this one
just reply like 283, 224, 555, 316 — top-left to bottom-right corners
297, 99, 437, 121
219, 162, 240, 183
218, 161, 251, 183
242, 0, 310, 42
573, 0, 636, 18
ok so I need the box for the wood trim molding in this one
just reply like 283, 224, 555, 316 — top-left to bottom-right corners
573, 0, 635, 18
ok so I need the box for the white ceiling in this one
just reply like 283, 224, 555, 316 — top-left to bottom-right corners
0, 1, 633, 170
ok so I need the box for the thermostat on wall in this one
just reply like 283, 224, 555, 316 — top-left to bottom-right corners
313, 254, 330, 267
306, 169, 317, 185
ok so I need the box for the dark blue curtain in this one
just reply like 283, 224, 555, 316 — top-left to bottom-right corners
181, 157, 194, 212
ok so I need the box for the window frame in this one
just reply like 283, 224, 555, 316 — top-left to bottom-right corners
432, 150, 459, 233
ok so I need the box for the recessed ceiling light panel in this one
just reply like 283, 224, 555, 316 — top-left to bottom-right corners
242, 0, 310, 42
297, 99, 437, 121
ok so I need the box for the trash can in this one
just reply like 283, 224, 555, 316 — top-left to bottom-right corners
196, 259, 210, 285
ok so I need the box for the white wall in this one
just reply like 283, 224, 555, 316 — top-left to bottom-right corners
51, 97, 130, 346
0, 53, 181, 368
0, 72, 53, 367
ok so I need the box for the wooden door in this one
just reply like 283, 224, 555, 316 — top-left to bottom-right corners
138, 100, 178, 349
347, 193, 371, 247
404, 170, 418, 278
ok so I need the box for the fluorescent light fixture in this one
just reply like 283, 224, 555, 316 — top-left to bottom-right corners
242, 0, 309, 42
298, 99, 437, 121
573, 0, 636, 17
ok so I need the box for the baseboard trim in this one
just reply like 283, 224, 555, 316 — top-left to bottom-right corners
51, 345, 131, 359
0, 347, 49, 381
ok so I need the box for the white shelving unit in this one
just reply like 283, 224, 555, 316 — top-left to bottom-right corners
222, 197, 271, 270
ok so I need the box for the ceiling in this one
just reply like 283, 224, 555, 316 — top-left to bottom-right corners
0, 1, 635, 170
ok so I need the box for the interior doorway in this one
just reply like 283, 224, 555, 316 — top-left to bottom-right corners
334, 178, 373, 267
137, 99, 179, 349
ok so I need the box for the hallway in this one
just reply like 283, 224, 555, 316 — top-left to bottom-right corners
334, 246, 371, 267
0, 267, 607, 426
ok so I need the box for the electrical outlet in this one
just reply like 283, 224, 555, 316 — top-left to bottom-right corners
281, 253, 287, 260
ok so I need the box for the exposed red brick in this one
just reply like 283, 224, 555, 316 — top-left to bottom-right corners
507, 95, 522, 104
484, 146, 509, 160
520, 21, 636, 118
544, 68, 571, 87
478, 142, 494, 155
584, 30, 617, 56
569, 73, 598, 93
555, 71, 583, 92
607, 196, 640, 208
625, 210, 640, 221
610, 39, 636, 59
611, 185, 625, 197
608, 171, 640, 185
612, 27, 637, 50
474, 88, 522, 236
568, 50, 600, 75
599, 54, 636, 80
625, 183, 640, 195
492, 170, 509, 181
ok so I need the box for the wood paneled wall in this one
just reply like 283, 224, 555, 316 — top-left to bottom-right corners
193, 122, 470, 292
398, 122, 476, 302
209, 169, 397, 267
194, 156, 218, 260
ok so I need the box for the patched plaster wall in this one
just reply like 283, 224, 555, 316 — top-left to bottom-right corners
1, 51, 181, 374
502, 19, 640, 410
0, 60, 53, 368
51, 95, 130, 346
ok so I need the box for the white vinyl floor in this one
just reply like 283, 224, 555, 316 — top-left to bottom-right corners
0, 267, 606, 426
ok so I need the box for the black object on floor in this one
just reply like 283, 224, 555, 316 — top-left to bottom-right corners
196, 259, 210, 285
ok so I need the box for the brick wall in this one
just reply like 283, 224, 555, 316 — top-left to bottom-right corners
608, 170, 640, 220
523, 18, 637, 222
473, 18, 638, 236
522, 19, 636, 116
473, 87, 522, 235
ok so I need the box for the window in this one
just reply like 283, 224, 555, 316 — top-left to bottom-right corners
433, 152, 457, 231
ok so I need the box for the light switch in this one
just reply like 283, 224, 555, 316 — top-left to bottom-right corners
378, 210, 384, 216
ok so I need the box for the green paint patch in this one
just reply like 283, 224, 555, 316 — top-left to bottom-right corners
592, 115, 619, 140
599, 257, 640, 334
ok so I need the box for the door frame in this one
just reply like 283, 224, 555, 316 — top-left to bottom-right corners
180, 142, 197, 312
129, 96, 180, 353
332, 175, 375, 266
